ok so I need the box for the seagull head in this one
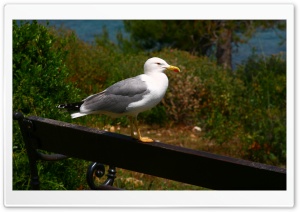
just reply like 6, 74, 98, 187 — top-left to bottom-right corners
144, 57, 180, 75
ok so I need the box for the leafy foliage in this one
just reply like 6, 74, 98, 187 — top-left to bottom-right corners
235, 54, 286, 164
13, 21, 85, 189
13, 20, 81, 118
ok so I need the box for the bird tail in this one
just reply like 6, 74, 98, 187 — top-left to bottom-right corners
70, 112, 87, 119
57, 102, 87, 119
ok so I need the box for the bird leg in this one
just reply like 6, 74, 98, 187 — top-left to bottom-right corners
130, 117, 154, 142
129, 116, 135, 138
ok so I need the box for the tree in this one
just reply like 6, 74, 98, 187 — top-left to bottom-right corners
119, 20, 285, 70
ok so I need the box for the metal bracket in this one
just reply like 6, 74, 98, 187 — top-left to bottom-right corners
86, 162, 117, 190
13, 112, 40, 189
14, 112, 69, 189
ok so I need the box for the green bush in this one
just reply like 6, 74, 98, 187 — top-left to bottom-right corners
13, 21, 81, 118
236, 54, 286, 164
13, 21, 86, 189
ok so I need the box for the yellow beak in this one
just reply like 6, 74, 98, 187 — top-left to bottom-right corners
167, 65, 180, 73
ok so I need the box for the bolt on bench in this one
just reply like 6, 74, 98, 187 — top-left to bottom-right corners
13, 112, 286, 190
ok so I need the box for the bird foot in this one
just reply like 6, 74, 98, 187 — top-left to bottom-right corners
139, 137, 154, 143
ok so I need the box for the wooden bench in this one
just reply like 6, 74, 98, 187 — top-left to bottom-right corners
13, 112, 286, 190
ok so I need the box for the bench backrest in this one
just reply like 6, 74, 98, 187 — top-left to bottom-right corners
14, 112, 286, 190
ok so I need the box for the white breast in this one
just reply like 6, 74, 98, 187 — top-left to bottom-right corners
125, 73, 169, 115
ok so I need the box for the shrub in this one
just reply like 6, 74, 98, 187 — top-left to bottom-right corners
13, 20, 81, 118
235, 54, 286, 164
13, 21, 85, 189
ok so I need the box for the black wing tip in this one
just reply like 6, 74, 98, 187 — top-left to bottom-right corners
57, 104, 66, 109
57, 102, 84, 111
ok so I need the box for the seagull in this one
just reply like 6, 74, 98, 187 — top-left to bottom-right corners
57, 57, 180, 142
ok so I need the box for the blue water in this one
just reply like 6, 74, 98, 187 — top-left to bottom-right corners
41, 20, 286, 69
40, 20, 125, 43
232, 29, 286, 68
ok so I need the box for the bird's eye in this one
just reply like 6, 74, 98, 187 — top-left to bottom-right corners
156, 62, 161, 65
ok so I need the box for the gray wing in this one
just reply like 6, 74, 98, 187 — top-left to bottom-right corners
81, 76, 150, 114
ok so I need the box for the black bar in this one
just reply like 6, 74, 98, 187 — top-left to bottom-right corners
36, 152, 68, 161
19, 115, 286, 190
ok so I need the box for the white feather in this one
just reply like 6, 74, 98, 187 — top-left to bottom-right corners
71, 112, 87, 119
